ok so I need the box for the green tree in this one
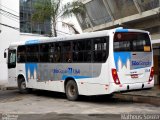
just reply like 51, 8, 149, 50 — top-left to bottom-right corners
32, 0, 85, 37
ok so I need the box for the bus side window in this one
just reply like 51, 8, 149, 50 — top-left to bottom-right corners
72, 41, 84, 62
72, 39, 92, 63
54, 43, 61, 62
17, 46, 26, 63
39, 44, 49, 62
26, 45, 39, 62
62, 42, 72, 63
93, 37, 107, 62
49, 43, 54, 63
83, 40, 92, 62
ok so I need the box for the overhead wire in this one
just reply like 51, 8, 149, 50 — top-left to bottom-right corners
0, 4, 73, 35
0, 12, 19, 23
0, 23, 19, 31
0, 4, 19, 15
0, 7, 19, 31
0, 9, 19, 18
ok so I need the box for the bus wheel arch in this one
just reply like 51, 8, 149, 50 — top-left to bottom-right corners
64, 78, 79, 101
17, 74, 31, 93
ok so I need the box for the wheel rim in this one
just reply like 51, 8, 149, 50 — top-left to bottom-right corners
68, 85, 76, 97
21, 81, 26, 90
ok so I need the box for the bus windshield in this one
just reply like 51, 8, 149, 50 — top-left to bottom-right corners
114, 32, 151, 52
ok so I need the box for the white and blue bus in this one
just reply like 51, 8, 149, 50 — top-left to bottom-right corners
5, 28, 154, 100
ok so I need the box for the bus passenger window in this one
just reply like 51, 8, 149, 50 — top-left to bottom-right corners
84, 51, 92, 62
73, 51, 83, 62
26, 45, 39, 62
17, 46, 26, 63
93, 37, 107, 62
73, 40, 92, 63
49, 43, 54, 63
62, 42, 72, 63
85, 40, 91, 50
54, 43, 61, 62
39, 44, 49, 62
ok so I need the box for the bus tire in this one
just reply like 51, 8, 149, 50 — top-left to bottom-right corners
65, 80, 79, 101
18, 78, 31, 94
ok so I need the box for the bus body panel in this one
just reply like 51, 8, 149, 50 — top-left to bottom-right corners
23, 62, 110, 95
114, 52, 152, 84
6, 28, 154, 97
111, 29, 154, 92
108, 80, 154, 93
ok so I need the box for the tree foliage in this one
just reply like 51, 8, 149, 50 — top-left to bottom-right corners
32, 0, 85, 37
61, 1, 85, 18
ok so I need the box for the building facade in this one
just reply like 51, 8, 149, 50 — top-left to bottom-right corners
0, 0, 82, 84
20, 0, 51, 35
0, 0, 51, 83
77, 0, 160, 86
77, 0, 160, 39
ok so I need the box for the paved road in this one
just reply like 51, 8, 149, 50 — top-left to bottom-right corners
0, 113, 122, 120
0, 90, 160, 120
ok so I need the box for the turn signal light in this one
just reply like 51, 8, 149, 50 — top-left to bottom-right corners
112, 69, 120, 84
148, 67, 154, 82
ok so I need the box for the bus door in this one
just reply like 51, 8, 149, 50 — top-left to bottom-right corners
8, 49, 17, 87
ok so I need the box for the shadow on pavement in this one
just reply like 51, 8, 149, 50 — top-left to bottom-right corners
27, 89, 132, 105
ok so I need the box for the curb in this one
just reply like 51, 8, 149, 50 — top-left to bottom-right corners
0, 85, 7, 91
0, 86, 17, 91
114, 93, 160, 106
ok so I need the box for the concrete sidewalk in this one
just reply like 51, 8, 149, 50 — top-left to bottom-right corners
114, 86, 160, 106
0, 80, 8, 90
1, 80, 160, 106
0, 80, 7, 85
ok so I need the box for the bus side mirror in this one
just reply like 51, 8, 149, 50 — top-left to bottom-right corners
4, 52, 6, 58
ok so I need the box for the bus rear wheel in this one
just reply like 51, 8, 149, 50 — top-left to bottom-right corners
65, 80, 79, 101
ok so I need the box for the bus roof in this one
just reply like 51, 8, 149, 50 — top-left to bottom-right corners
9, 28, 149, 47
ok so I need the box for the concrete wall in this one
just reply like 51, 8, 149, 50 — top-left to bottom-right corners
20, 33, 49, 41
0, 0, 19, 84
0, 0, 49, 85
57, 0, 82, 36
0, 0, 82, 86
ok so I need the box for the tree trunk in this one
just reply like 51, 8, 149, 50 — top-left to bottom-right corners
52, 19, 57, 37
53, 26, 57, 37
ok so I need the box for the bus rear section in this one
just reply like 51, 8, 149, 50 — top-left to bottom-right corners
110, 30, 154, 93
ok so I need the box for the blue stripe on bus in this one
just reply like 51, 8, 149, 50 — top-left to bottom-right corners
25, 40, 39, 45
115, 29, 128, 32
62, 75, 91, 80
25, 63, 38, 82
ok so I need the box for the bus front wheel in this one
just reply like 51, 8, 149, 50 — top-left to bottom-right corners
65, 80, 79, 101
18, 78, 31, 93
